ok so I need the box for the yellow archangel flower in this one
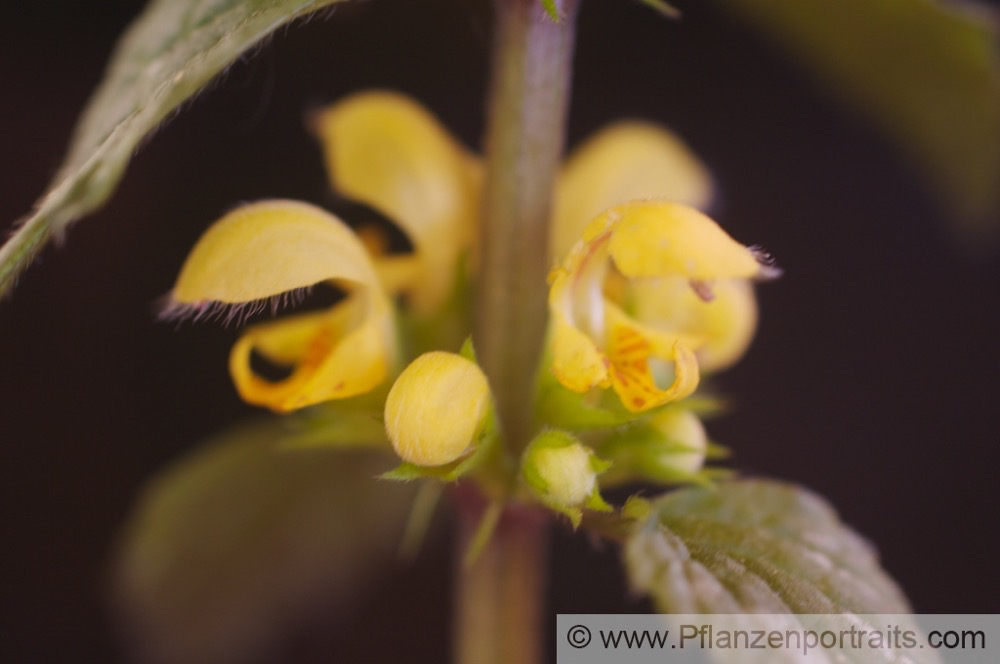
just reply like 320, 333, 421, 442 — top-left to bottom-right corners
548, 201, 777, 413
165, 91, 480, 412
166, 201, 395, 411
312, 91, 482, 314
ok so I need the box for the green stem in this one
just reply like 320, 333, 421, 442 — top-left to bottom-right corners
475, 0, 579, 456
458, 2, 577, 661
453, 490, 549, 664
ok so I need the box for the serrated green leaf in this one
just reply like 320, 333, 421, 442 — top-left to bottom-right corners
712, 0, 1000, 237
625, 479, 911, 614
112, 419, 417, 664
0, 0, 344, 299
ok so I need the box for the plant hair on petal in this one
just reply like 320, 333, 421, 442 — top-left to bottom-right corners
157, 286, 313, 328
749, 246, 782, 279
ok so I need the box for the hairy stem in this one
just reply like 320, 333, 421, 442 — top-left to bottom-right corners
456, 1, 577, 661
475, 0, 579, 456
453, 490, 549, 664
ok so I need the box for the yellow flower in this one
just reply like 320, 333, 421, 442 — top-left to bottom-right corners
166, 200, 395, 412
548, 201, 774, 412
549, 121, 765, 385
167, 91, 481, 412
551, 121, 714, 262
312, 90, 482, 313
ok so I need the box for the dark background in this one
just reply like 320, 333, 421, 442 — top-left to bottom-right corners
2, 0, 999, 662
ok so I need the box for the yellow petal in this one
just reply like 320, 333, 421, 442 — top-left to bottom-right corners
548, 217, 617, 349
384, 352, 491, 467
631, 277, 758, 373
605, 310, 700, 412
229, 294, 393, 412
549, 310, 611, 393
170, 200, 380, 306
168, 200, 394, 411
313, 91, 482, 312
371, 254, 421, 295
553, 122, 713, 260
548, 267, 610, 393
603, 201, 763, 280
353, 224, 421, 293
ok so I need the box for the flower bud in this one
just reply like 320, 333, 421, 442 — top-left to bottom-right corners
522, 431, 611, 526
650, 408, 708, 474
385, 352, 491, 467
531, 440, 595, 506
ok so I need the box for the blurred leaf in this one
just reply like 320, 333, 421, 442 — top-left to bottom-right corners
278, 406, 388, 451
112, 420, 417, 664
638, 0, 681, 19
713, 0, 1000, 237
0, 0, 344, 299
625, 479, 911, 613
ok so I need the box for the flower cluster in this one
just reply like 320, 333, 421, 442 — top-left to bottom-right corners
166, 90, 775, 526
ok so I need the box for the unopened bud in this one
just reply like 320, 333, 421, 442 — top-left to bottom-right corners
650, 408, 707, 474
522, 430, 611, 525
385, 352, 491, 466
532, 443, 595, 506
